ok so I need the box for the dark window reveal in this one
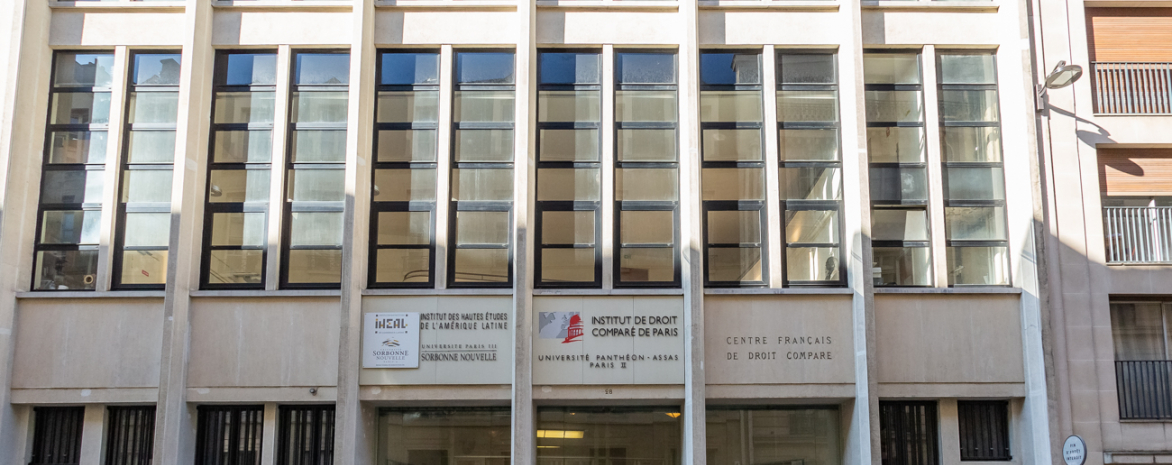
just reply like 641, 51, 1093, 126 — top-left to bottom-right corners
879, 401, 939, 465
957, 401, 1010, 461
195, 405, 264, 465
30, 406, 85, 465
105, 406, 156, 465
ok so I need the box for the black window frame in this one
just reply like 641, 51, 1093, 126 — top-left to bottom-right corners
957, 400, 1011, 461
105, 405, 156, 465
30, 406, 85, 465
276, 404, 336, 465
879, 400, 940, 465
195, 404, 265, 465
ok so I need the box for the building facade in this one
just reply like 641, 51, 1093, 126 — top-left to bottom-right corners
0, 0, 1056, 464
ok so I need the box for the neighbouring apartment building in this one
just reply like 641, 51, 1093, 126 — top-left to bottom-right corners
0, 0, 1122, 462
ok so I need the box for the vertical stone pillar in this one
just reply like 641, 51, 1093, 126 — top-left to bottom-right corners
513, 0, 538, 461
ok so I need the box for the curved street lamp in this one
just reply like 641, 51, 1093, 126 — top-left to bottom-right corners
1037, 60, 1084, 109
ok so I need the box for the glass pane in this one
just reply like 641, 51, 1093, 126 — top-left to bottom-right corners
865, 91, 922, 123
224, 53, 277, 86
456, 52, 515, 84
701, 91, 762, 122
538, 91, 600, 123
48, 130, 107, 164
292, 91, 349, 124
377, 211, 430, 245
619, 248, 674, 282
863, 54, 921, 85
126, 130, 175, 163
287, 169, 345, 202
702, 168, 764, 201
706, 408, 841, 465
40, 210, 100, 244
453, 249, 509, 283
945, 166, 1005, 200
787, 247, 841, 281
375, 248, 431, 283
708, 247, 762, 283
947, 246, 1008, 285
616, 129, 676, 162
869, 166, 927, 202
779, 129, 838, 161
213, 129, 272, 163
121, 169, 173, 203
542, 211, 595, 245
286, 249, 342, 284
701, 53, 760, 85
451, 168, 513, 201
945, 206, 1006, 241
34, 250, 99, 290
208, 250, 264, 285
373, 168, 436, 202
119, 250, 167, 285
50, 92, 111, 125
777, 90, 837, 122
289, 211, 343, 246
377, 91, 439, 123
539, 129, 599, 162
942, 127, 1001, 162
616, 91, 677, 122
133, 54, 181, 85
210, 212, 266, 246
123, 212, 171, 247
540, 52, 600, 85
778, 54, 836, 84
1111, 303, 1167, 360
380, 53, 439, 85
872, 247, 931, 286
456, 211, 509, 245
785, 209, 839, 244
538, 168, 600, 202
616, 53, 676, 84
703, 129, 761, 162
213, 92, 275, 124
708, 210, 761, 244
621, 210, 673, 245
616, 168, 677, 201
295, 54, 351, 85
541, 248, 596, 283
867, 127, 924, 163
872, 209, 929, 241
454, 129, 514, 162
780, 167, 841, 201
940, 54, 996, 85
940, 90, 999, 123
41, 170, 104, 204
55, 53, 114, 88
209, 169, 270, 203
128, 92, 179, 124
377, 129, 437, 163
378, 409, 511, 465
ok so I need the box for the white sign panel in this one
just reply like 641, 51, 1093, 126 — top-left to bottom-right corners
1063, 435, 1087, 465
363, 312, 420, 368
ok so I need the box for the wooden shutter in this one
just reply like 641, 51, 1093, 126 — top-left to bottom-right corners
1099, 148, 1172, 196
1087, 8, 1172, 62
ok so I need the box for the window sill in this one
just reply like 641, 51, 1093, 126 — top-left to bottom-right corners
705, 287, 853, 295
698, 0, 839, 10
49, 1, 187, 9
363, 288, 514, 296
190, 289, 342, 297
378, 0, 519, 8
534, 288, 684, 296
873, 287, 1021, 294
860, 0, 998, 10
16, 291, 166, 299
213, 0, 353, 7
536, 0, 679, 8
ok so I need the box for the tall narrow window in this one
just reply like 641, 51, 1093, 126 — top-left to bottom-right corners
938, 53, 1009, 286
277, 405, 336, 465
283, 52, 349, 288
449, 51, 515, 286
371, 51, 440, 287
114, 52, 180, 288
195, 405, 264, 465
957, 401, 1010, 461
614, 51, 679, 287
203, 52, 277, 289
30, 406, 84, 465
105, 406, 156, 465
34, 52, 114, 291
700, 51, 765, 286
879, 401, 939, 465
864, 52, 931, 287
777, 52, 844, 285
536, 51, 602, 287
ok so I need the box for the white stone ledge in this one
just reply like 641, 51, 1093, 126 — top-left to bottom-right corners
536, 0, 680, 8
15, 291, 166, 299
872, 287, 1022, 294
187, 386, 338, 403
378, 0, 520, 8
698, 0, 839, 10
706, 383, 856, 400
360, 385, 512, 403
861, 0, 998, 10
534, 288, 684, 296
190, 289, 342, 298
876, 382, 1025, 397
49, 1, 186, 10
705, 287, 854, 295
363, 288, 514, 296
10, 388, 159, 404
212, 0, 354, 9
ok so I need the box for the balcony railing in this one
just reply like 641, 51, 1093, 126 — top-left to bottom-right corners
1093, 62, 1172, 115
1117, 360, 1172, 420
1104, 206, 1172, 264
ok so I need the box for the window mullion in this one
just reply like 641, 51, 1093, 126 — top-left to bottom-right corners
922, 45, 949, 288
601, 45, 617, 289
266, 46, 293, 291
96, 46, 131, 292
762, 46, 784, 289
435, 45, 455, 289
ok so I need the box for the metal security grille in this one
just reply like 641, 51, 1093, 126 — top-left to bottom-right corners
957, 401, 1010, 461
277, 405, 335, 465
879, 401, 939, 465
195, 405, 264, 465
30, 406, 84, 465
105, 406, 156, 465
1093, 62, 1172, 115
1116, 360, 1172, 419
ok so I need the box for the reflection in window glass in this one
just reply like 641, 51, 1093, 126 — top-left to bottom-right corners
537, 407, 681, 464
378, 409, 511, 465
706, 408, 841, 465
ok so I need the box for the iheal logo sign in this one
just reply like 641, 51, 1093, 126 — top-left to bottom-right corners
363, 312, 420, 368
